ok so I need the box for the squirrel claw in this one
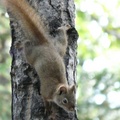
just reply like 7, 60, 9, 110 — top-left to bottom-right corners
57, 24, 71, 31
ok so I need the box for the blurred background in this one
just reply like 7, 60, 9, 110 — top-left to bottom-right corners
0, 3, 11, 120
0, 0, 120, 120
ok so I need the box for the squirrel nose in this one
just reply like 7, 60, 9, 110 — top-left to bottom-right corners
70, 106, 75, 111
70, 108, 74, 111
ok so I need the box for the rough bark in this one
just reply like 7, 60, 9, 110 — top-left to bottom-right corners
9, 0, 78, 120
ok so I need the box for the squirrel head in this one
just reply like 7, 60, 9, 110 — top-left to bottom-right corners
53, 84, 76, 112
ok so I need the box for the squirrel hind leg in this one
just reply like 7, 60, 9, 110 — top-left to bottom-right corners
54, 24, 71, 57
57, 24, 71, 31
56, 24, 71, 47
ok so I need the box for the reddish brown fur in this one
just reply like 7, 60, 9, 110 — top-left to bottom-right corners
2, 0, 48, 44
1, 0, 76, 113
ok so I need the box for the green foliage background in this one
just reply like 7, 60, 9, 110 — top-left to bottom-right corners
0, 0, 120, 120
75, 0, 120, 120
0, 5, 11, 120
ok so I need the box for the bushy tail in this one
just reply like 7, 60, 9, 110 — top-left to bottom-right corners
1, 0, 48, 44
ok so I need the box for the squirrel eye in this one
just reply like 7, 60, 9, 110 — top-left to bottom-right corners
62, 98, 68, 104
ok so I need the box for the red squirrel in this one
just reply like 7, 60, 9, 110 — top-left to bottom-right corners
1, 0, 76, 112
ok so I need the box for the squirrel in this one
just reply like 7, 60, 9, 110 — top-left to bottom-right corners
1, 0, 76, 112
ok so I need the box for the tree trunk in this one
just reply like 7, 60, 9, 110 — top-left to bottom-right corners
9, 0, 78, 119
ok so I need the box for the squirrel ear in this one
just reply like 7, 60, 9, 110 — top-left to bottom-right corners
71, 85, 76, 93
58, 85, 67, 95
